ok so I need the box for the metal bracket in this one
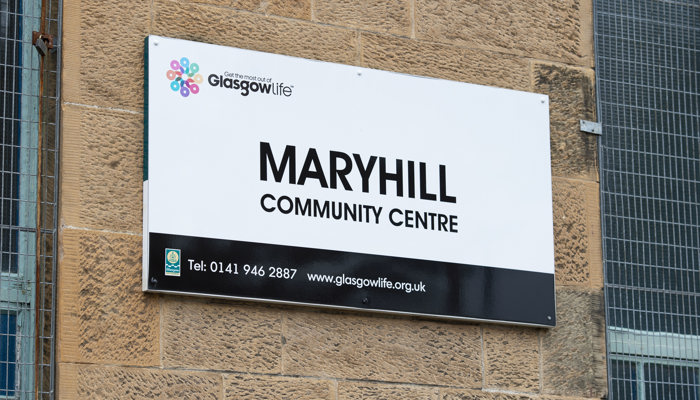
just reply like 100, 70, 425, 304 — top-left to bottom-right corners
32, 31, 54, 56
580, 120, 602, 135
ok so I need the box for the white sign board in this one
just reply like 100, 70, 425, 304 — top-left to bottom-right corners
143, 35, 556, 326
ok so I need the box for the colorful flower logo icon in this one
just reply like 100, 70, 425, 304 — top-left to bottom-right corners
166, 57, 203, 97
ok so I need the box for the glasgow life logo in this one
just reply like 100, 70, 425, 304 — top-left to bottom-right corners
166, 57, 203, 98
208, 72, 293, 97
165, 248, 181, 277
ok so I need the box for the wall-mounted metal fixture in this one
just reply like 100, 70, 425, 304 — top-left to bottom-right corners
32, 31, 54, 56
580, 120, 602, 135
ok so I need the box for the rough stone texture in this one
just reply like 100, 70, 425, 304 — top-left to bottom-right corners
551, 178, 602, 287
533, 62, 597, 180
58, 229, 159, 366
162, 299, 282, 373
154, 0, 359, 65
552, 178, 588, 285
556, 177, 603, 289
314, 0, 411, 36
542, 288, 607, 398
584, 183, 604, 290
440, 389, 535, 400
360, 33, 530, 91
282, 311, 482, 386
338, 382, 439, 399
62, 0, 150, 111
266, 0, 311, 19
483, 326, 540, 392
60, 364, 221, 400
172, 0, 312, 18
224, 375, 334, 399
61, 105, 143, 233
415, 0, 589, 64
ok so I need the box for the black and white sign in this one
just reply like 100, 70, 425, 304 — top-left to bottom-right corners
143, 35, 556, 326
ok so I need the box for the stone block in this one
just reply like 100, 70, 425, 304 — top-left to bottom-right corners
266, 0, 311, 20
360, 33, 530, 91
58, 229, 159, 366
162, 299, 282, 373
224, 374, 334, 399
62, 0, 150, 111
180, 0, 312, 19
551, 178, 602, 287
59, 364, 221, 399
440, 389, 535, 399
169, 0, 230, 6
483, 326, 540, 392
338, 381, 439, 399
154, 0, 359, 65
415, 0, 591, 65
314, 0, 411, 36
541, 288, 607, 398
282, 311, 482, 386
60, 104, 143, 233
532, 62, 597, 180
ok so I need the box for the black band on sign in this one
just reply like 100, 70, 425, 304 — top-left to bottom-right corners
147, 232, 556, 326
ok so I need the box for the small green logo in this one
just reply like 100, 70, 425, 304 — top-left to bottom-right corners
165, 248, 181, 276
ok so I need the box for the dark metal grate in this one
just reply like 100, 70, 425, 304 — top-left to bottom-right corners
595, 0, 699, 399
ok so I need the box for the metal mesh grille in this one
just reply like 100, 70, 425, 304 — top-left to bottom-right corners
0, 0, 60, 398
595, 0, 699, 399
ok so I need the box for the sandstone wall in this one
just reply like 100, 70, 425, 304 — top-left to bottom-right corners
58, 1, 606, 398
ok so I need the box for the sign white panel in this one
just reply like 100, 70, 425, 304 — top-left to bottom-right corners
144, 35, 555, 326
